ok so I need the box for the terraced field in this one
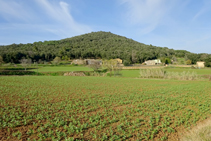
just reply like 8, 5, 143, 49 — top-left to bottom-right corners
0, 76, 211, 140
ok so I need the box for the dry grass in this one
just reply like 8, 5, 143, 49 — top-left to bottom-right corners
139, 68, 199, 80
140, 68, 165, 78
165, 71, 198, 80
180, 118, 211, 141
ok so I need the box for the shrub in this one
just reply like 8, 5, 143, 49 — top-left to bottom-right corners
84, 71, 91, 76
52, 57, 61, 65
123, 60, 130, 66
0, 70, 43, 75
0, 67, 36, 70
186, 60, 192, 65
191, 66, 196, 69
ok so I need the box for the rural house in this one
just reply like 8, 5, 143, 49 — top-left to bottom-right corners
145, 59, 161, 65
196, 61, 205, 68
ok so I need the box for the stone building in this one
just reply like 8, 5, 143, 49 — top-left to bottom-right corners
196, 61, 205, 68
145, 59, 161, 65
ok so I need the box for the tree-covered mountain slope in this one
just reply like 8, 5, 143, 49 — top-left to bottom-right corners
0, 31, 210, 65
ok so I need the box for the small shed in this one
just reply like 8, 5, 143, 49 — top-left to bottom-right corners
196, 61, 205, 68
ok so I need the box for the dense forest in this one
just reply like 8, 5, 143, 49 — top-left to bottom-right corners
0, 31, 211, 66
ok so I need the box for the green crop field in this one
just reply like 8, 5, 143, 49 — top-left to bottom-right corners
0, 76, 211, 140
121, 70, 140, 78
31, 66, 93, 72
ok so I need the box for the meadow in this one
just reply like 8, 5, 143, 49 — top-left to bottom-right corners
0, 76, 211, 140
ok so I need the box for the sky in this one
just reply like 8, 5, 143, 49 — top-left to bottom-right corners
0, 0, 211, 54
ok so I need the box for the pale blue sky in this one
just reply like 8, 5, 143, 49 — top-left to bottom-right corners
0, 0, 211, 53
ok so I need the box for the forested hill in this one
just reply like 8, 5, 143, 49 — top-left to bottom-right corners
0, 31, 210, 65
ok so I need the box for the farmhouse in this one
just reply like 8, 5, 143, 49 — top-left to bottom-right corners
145, 59, 161, 65
196, 61, 205, 68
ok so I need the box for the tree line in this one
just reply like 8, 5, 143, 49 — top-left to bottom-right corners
0, 31, 211, 67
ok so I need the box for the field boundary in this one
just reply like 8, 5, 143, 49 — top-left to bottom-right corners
180, 116, 211, 141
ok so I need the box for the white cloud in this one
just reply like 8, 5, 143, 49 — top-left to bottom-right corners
0, 0, 92, 42
35, 0, 92, 37
118, 0, 172, 34
0, 0, 32, 22
118, 0, 191, 35
122, 0, 166, 24
192, 0, 211, 21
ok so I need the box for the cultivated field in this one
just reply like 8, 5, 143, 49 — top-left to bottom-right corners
0, 76, 211, 140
